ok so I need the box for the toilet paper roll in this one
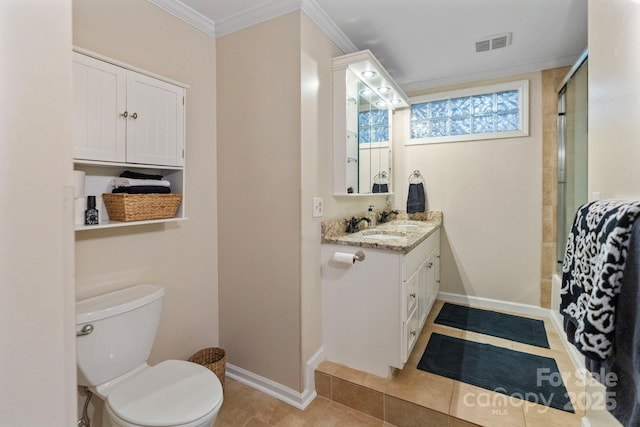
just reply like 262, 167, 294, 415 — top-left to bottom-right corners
74, 197, 86, 225
331, 252, 357, 266
96, 195, 107, 223
73, 171, 86, 198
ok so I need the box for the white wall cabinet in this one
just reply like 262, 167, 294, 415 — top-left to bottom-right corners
73, 51, 185, 167
72, 49, 188, 231
321, 229, 440, 377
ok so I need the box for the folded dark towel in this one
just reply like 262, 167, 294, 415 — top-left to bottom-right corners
119, 170, 164, 180
407, 183, 426, 213
372, 183, 388, 193
112, 186, 171, 194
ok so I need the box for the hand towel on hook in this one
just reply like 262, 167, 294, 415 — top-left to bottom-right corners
407, 170, 425, 213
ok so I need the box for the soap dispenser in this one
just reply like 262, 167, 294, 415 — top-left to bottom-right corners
367, 205, 376, 227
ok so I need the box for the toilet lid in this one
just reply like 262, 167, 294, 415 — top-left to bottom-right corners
107, 360, 223, 427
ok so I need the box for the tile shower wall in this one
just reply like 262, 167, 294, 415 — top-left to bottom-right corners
540, 66, 570, 308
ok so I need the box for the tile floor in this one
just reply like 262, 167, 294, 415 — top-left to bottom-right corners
215, 300, 585, 427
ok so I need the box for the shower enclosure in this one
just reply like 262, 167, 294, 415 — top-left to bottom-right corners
557, 50, 588, 270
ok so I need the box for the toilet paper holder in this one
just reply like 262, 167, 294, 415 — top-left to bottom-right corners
354, 250, 365, 262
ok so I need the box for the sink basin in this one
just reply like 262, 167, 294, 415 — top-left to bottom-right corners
361, 231, 405, 240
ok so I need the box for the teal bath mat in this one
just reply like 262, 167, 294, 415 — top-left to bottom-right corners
435, 303, 550, 348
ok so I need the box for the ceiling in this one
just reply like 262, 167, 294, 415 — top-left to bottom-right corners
162, 0, 587, 93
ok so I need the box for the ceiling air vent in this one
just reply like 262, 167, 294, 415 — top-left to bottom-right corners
475, 40, 491, 53
475, 32, 513, 53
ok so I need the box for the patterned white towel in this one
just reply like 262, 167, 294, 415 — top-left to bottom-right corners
561, 199, 640, 360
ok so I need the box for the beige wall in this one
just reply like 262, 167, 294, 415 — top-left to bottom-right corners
0, 0, 76, 425
585, 1, 640, 425
588, 0, 640, 200
217, 12, 303, 391
73, 0, 218, 365
300, 13, 344, 372
394, 73, 543, 305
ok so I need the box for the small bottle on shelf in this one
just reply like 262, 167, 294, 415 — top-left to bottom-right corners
84, 195, 99, 225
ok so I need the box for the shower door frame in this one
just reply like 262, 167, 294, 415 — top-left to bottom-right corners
556, 49, 589, 271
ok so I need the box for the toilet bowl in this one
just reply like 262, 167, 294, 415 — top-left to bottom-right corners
75, 285, 223, 427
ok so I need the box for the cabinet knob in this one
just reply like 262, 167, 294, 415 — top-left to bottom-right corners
120, 111, 128, 118
410, 330, 417, 337
76, 324, 93, 337
131, 112, 138, 120
410, 293, 416, 299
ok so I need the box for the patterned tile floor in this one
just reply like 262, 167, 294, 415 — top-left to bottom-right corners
215, 300, 585, 426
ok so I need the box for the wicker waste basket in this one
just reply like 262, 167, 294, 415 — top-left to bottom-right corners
189, 347, 226, 387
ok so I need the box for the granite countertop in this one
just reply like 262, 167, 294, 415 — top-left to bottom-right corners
321, 211, 442, 254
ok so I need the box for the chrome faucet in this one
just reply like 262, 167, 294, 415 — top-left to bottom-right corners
378, 210, 399, 223
346, 216, 371, 233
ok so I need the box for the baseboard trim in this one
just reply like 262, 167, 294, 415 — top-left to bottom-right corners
226, 348, 324, 411
548, 309, 586, 370
437, 292, 550, 318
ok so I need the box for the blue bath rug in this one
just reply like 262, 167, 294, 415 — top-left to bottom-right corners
435, 303, 550, 348
418, 333, 574, 413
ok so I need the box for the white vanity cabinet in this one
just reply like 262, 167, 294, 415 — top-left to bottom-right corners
321, 228, 440, 377
73, 51, 185, 167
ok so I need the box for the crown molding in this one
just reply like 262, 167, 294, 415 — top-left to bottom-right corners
146, 0, 216, 37
401, 53, 582, 94
147, 0, 358, 55
214, 0, 301, 37
301, 0, 357, 54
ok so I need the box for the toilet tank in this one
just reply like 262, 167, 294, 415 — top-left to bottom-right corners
76, 284, 164, 387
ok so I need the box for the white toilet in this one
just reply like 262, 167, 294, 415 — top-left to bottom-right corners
76, 284, 223, 427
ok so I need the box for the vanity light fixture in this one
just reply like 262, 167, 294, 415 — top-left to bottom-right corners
390, 99, 402, 105
360, 88, 373, 96
362, 70, 377, 78
376, 100, 387, 107
378, 86, 391, 93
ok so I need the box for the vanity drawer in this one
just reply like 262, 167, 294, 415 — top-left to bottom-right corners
403, 270, 418, 320
402, 309, 419, 362
402, 235, 432, 281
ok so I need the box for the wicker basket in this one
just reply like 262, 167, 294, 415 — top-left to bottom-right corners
102, 193, 182, 222
189, 347, 226, 387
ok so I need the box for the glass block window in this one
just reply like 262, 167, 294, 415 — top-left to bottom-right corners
408, 80, 529, 145
359, 109, 389, 144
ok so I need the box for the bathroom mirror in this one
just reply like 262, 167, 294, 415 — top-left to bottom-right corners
332, 50, 409, 196
356, 80, 391, 194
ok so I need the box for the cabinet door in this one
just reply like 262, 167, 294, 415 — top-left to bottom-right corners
72, 53, 127, 162
126, 72, 185, 167
417, 258, 429, 327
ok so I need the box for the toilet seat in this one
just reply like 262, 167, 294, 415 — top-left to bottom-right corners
106, 360, 223, 427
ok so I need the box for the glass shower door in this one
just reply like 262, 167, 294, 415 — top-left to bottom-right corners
557, 56, 588, 270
